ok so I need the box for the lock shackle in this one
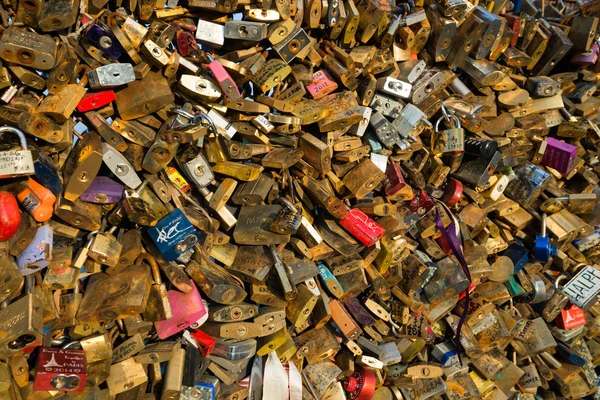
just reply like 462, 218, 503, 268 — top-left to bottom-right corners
168, 108, 219, 137
25, 275, 34, 294
62, 341, 82, 349
0, 127, 28, 150
434, 114, 460, 132
107, 11, 128, 27
540, 213, 547, 237
276, 196, 298, 212
86, 230, 100, 247
135, 253, 162, 285
554, 274, 567, 289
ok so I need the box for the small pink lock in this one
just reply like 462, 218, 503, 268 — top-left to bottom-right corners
206, 54, 241, 100
154, 281, 208, 339
306, 70, 338, 100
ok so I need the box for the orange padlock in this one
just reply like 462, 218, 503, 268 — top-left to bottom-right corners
17, 178, 56, 222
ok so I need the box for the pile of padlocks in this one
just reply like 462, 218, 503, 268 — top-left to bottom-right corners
0, 0, 599, 396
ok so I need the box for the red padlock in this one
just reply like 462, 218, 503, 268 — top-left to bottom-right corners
34, 348, 87, 392
384, 163, 406, 196
190, 329, 217, 357
410, 189, 435, 216
442, 178, 463, 207
0, 191, 21, 241
176, 30, 193, 57
76, 90, 116, 112
344, 367, 376, 400
556, 305, 586, 330
339, 208, 385, 247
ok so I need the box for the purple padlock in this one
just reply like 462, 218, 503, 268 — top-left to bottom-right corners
80, 176, 124, 204
541, 137, 578, 174
86, 23, 126, 60
572, 43, 599, 65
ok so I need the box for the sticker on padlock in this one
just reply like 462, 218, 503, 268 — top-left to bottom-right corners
33, 348, 87, 392
148, 209, 202, 262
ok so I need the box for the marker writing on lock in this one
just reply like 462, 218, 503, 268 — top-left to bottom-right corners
564, 266, 600, 307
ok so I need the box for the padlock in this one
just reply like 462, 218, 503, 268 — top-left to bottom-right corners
270, 197, 302, 235
76, 264, 152, 323
86, 226, 122, 268
0, 127, 36, 179
433, 112, 464, 155
134, 253, 173, 322
0, 276, 42, 358
147, 209, 202, 262
0, 191, 21, 241
33, 347, 87, 392
0, 27, 57, 70
154, 283, 208, 339
16, 178, 55, 223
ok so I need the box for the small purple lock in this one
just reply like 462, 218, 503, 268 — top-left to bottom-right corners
86, 23, 126, 60
80, 176, 124, 204
541, 137, 577, 174
572, 43, 599, 65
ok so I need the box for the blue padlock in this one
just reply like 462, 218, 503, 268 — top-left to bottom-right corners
86, 23, 126, 60
34, 149, 63, 197
534, 213, 558, 263
148, 209, 201, 262
503, 242, 529, 273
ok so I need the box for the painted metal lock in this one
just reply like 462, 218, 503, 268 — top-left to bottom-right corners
33, 348, 87, 392
525, 76, 561, 97
306, 69, 339, 100
80, 176, 124, 204
563, 266, 600, 310
343, 366, 376, 399
154, 281, 208, 339
0, 192, 21, 241
33, 150, 62, 197
16, 178, 55, 223
339, 208, 385, 247
148, 209, 202, 262
556, 305, 586, 330
76, 90, 116, 112
16, 224, 52, 274
534, 214, 558, 263
541, 137, 577, 174
503, 242, 529, 273
86, 22, 125, 59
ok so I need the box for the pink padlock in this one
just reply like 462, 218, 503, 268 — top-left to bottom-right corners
154, 281, 208, 339
206, 54, 241, 100
306, 70, 338, 100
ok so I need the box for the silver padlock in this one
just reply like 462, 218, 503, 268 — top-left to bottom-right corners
87, 64, 136, 89
0, 126, 35, 178
102, 142, 143, 189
